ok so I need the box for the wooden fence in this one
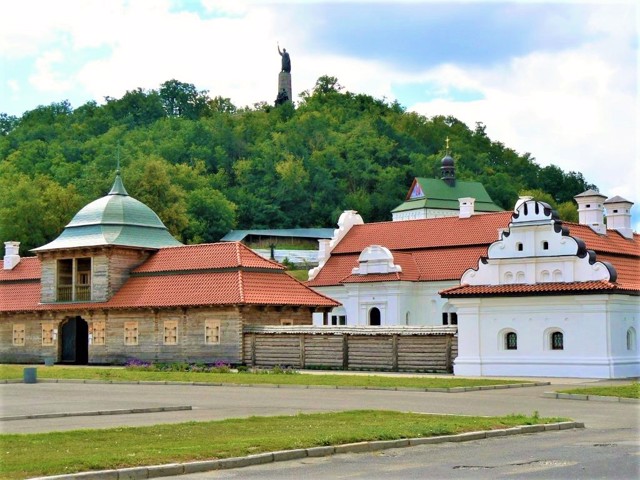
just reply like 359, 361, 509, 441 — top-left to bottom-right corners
242, 326, 458, 373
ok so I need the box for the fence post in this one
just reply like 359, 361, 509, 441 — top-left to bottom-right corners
392, 334, 399, 371
445, 335, 452, 373
250, 333, 256, 367
299, 333, 306, 368
342, 335, 349, 370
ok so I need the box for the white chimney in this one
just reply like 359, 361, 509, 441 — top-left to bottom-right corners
459, 197, 475, 218
3, 241, 21, 270
574, 190, 607, 234
604, 196, 634, 239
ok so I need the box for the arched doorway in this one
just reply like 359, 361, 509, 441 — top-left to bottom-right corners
369, 307, 381, 326
61, 316, 89, 364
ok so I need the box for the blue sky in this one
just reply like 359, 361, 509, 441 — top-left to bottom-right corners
1, 0, 638, 226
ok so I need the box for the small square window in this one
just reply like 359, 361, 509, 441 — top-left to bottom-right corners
551, 331, 564, 350
42, 323, 55, 346
205, 320, 221, 345
280, 319, 293, 326
124, 322, 139, 346
163, 321, 178, 345
92, 321, 105, 346
13, 324, 25, 346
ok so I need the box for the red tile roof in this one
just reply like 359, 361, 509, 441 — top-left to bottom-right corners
440, 280, 632, 297
134, 242, 283, 273
0, 243, 337, 312
332, 212, 513, 254
308, 214, 639, 293
309, 246, 490, 286
0, 257, 41, 281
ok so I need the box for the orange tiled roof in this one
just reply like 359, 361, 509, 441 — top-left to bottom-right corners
0, 242, 337, 312
332, 212, 513, 254
0, 257, 41, 281
134, 242, 283, 273
440, 280, 631, 297
308, 214, 639, 292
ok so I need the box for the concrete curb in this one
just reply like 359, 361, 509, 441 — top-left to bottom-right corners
543, 392, 639, 403
0, 406, 192, 422
28, 421, 584, 480
3, 377, 550, 393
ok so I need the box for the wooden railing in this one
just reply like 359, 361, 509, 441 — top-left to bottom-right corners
56, 285, 91, 302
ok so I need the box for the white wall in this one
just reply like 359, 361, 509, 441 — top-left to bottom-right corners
452, 295, 640, 378
312, 281, 457, 327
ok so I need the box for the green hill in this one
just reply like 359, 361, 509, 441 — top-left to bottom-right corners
0, 76, 595, 253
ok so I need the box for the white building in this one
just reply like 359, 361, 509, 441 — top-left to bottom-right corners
308, 188, 638, 378
443, 196, 639, 379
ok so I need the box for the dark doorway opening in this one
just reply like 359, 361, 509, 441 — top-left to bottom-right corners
61, 316, 89, 364
369, 307, 381, 326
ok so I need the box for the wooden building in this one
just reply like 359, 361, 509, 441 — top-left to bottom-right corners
0, 172, 338, 365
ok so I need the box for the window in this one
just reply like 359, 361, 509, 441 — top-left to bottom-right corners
280, 319, 293, 326
516, 242, 523, 251
450, 313, 458, 325
205, 320, 221, 345
627, 328, 636, 351
369, 307, 381, 326
551, 331, 564, 350
163, 321, 178, 345
330, 315, 346, 326
92, 322, 105, 346
505, 332, 517, 350
42, 323, 55, 346
56, 258, 92, 302
542, 241, 549, 250
124, 322, 139, 346
13, 324, 25, 346
442, 312, 448, 325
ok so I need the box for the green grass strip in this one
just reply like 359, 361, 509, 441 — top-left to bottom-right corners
0, 365, 528, 389
558, 382, 639, 399
0, 410, 566, 479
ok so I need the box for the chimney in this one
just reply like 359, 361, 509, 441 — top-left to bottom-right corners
3, 241, 21, 270
604, 196, 634, 239
574, 190, 607, 234
459, 197, 475, 218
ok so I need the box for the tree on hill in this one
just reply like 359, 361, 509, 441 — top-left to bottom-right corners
0, 77, 596, 254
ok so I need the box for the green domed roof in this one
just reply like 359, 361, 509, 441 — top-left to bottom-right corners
33, 173, 182, 252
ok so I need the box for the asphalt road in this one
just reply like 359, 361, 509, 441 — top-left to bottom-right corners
1, 377, 638, 479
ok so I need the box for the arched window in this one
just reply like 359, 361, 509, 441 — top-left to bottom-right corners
551, 331, 564, 350
369, 307, 381, 326
627, 327, 636, 351
516, 242, 523, 251
553, 269, 563, 282
516, 271, 526, 283
542, 241, 549, 250
450, 312, 458, 325
505, 332, 517, 350
504, 271, 514, 283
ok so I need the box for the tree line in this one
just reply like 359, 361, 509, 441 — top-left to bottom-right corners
0, 77, 595, 254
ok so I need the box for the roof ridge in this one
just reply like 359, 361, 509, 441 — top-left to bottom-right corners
238, 270, 245, 303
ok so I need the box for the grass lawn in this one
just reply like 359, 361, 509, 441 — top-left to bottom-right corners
0, 364, 529, 389
0, 410, 566, 479
558, 382, 639, 399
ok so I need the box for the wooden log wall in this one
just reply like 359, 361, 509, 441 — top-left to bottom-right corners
242, 328, 458, 373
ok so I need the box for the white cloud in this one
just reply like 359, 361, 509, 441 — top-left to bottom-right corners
28, 50, 73, 93
406, 33, 637, 205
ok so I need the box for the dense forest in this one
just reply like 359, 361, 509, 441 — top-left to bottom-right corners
0, 76, 595, 254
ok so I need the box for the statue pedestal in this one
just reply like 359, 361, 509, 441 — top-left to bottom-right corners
278, 72, 292, 103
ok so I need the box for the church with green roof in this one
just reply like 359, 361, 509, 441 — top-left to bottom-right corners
392, 151, 502, 221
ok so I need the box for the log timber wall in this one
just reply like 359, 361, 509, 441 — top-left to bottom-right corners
242, 326, 458, 373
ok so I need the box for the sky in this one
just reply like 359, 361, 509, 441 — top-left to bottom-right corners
1, 0, 638, 226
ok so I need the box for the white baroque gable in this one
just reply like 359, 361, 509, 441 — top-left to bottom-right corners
461, 199, 615, 286
352, 245, 402, 275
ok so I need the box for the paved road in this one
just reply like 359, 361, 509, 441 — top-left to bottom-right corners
1, 378, 638, 479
